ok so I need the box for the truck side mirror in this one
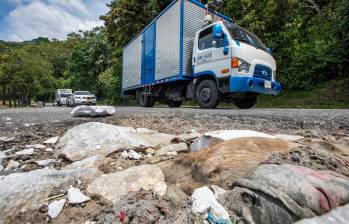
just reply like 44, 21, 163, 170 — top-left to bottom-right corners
213, 24, 223, 40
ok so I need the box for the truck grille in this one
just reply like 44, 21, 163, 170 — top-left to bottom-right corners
254, 64, 272, 81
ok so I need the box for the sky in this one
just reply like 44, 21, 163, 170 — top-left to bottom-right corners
0, 0, 110, 42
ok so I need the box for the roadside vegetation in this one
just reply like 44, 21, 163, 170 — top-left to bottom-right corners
0, 0, 348, 108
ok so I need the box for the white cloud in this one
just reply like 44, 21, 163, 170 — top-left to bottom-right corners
1, 0, 109, 41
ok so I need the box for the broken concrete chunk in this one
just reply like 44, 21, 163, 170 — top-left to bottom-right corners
67, 187, 90, 204
16, 148, 34, 155
145, 148, 155, 155
4, 160, 20, 171
191, 186, 230, 220
26, 144, 46, 149
157, 143, 188, 155
64, 155, 109, 170
166, 151, 178, 156
0, 168, 100, 223
87, 165, 167, 203
190, 129, 276, 152
210, 185, 226, 200
58, 122, 175, 161
71, 106, 116, 117
35, 159, 57, 167
44, 136, 59, 145
128, 150, 142, 160
48, 199, 65, 219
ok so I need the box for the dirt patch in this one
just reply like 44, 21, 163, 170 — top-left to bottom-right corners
159, 137, 298, 194
96, 190, 198, 224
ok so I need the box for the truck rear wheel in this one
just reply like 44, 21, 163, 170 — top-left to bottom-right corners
167, 100, 182, 108
196, 79, 220, 109
139, 92, 155, 107
234, 96, 257, 109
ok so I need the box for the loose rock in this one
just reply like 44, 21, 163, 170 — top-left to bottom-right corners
57, 122, 175, 161
4, 160, 20, 171
25, 144, 46, 149
156, 142, 188, 155
43, 136, 59, 145
64, 155, 109, 170
67, 187, 90, 204
15, 148, 34, 155
128, 150, 142, 160
35, 159, 57, 167
0, 168, 100, 223
87, 165, 167, 203
48, 199, 65, 219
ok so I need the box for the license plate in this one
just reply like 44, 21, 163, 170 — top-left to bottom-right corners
264, 81, 272, 89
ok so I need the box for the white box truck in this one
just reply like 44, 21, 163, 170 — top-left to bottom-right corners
54, 89, 72, 106
122, 0, 281, 109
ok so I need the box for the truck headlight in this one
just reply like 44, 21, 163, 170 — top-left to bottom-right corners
238, 59, 250, 73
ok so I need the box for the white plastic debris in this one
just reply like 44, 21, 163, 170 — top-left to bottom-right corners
191, 186, 230, 220
67, 187, 90, 204
48, 199, 65, 219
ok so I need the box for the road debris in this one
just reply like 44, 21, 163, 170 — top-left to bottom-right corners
67, 187, 90, 204
48, 199, 65, 219
71, 106, 116, 117
43, 136, 59, 145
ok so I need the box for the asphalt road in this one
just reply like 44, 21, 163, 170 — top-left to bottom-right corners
1, 106, 348, 129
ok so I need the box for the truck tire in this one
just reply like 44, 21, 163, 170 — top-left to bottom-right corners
234, 96, 257, 109
139, 92, 155, 107
168, 100, 182, 108
196, 79, 220, 109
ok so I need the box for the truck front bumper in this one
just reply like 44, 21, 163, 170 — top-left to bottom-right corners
229, 77, 281, 95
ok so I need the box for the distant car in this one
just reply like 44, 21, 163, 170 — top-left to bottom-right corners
69, 91, 97, 107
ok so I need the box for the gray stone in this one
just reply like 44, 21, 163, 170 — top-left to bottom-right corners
128, 150, 142, 160
0, 136, 15, 142
145, 148, 155, 155
48, 199, 65, 219
26, 144, 46, 149
0, 168, 100, 222
177, 132, 201, 142
43, 136, 59, 145
157, 143, 188, 156
67, 187, 90, 204
15, 148, 34, 155
164, 184, 188, 205
58, 122, 175, 161
87, 165, 167, 203
4, 160, 20, 171
71, 106, 116, 117
35, 159, 57, 167
64, 155, 109, 170
210, 185, 226, 200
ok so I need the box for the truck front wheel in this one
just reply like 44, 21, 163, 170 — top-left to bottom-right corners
234, 96, 257, 109
139, 92, 155, 107
196, 79, 220, 109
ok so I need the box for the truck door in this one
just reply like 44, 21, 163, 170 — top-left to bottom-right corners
193, 25, 231, 78
142, 23, 156, 85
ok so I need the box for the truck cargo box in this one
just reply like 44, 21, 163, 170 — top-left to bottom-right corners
122, 0, 230, 93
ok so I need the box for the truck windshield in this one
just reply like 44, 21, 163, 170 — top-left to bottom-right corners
60, 94, 71, 97
224, 22, 267, 51
74, 91, 91, 95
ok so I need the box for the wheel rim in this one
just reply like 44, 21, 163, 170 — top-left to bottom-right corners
200, 87, 212, 103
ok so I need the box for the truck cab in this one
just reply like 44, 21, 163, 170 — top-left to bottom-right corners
192, 21, 281, 109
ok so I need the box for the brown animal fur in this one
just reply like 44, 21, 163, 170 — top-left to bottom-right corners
159, 137, 299, 194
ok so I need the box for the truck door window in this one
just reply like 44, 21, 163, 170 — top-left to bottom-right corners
198, 26, 225, 50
